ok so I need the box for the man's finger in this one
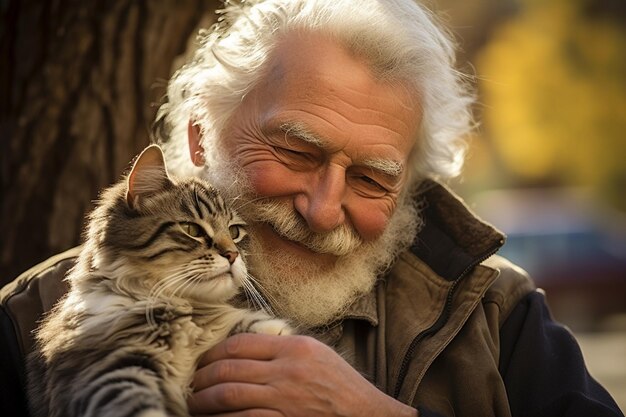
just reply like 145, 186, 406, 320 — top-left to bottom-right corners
193, 358, 274, 391
187, 382, 277, 414
198, 333, 292, 367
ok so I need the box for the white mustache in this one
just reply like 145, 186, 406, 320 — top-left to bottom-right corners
244, 199, 363, 256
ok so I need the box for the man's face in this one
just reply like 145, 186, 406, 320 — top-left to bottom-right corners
195, 33, 422, 327
222, 33, 421, 265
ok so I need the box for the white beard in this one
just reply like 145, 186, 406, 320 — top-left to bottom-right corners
243, 201, 420, 328
200, 152, 421, 328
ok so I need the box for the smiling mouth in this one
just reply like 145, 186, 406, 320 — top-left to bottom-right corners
266, 223, 311, 249
262, 223, 343, 262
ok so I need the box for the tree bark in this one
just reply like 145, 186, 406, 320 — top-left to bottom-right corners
0, 0, 220, 285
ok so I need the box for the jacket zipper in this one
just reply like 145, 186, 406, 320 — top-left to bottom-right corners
392, 240, 504, 398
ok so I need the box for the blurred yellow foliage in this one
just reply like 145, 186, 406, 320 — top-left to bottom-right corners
477, 0, 626, 209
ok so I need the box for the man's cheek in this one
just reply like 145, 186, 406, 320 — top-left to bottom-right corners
245, 164, 289, 197
352, 211, 392, 241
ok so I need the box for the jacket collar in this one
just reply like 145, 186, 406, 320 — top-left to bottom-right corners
409, 180, 505, 281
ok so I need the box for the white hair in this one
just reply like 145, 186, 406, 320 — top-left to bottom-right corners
156, 0, 474, 183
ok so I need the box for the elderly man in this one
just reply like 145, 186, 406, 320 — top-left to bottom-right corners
0, 0, 622, 416
149, 1, 623, 416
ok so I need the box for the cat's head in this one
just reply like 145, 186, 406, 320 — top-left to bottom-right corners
83, 145, 249, 304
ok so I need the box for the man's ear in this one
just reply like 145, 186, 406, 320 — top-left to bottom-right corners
126, 145, 173, 209
188, 120, 206, 167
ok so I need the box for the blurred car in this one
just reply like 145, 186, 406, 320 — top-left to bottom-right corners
470, 187, 626, 331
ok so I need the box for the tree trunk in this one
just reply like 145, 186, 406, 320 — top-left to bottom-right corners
0, 0, 220, 285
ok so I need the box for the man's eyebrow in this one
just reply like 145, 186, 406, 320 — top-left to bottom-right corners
279, 121, 403, 177
279, 122, 326, 147
362, 158, 404, 177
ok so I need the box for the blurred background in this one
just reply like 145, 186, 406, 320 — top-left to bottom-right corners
1, 0, 625, 408
442, 0, 626, 408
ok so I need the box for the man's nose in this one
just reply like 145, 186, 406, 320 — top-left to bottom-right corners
294, 165, 346, 233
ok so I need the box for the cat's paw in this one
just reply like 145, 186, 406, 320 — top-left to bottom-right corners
249, 319, 294, 336
136, 410, 168, 417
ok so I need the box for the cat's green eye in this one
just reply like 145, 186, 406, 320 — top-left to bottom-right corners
180, 222, 202, 238
229, 225, 241, 240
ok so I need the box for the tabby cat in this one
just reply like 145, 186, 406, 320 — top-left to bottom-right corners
27, 145, 292, 417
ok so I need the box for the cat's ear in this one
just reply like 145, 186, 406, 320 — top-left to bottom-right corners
126, 145, 173, 209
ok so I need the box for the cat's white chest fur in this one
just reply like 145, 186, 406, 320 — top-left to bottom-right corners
58, 288, 291, 413
152, 314, 206, 399
147, 303, 244, 398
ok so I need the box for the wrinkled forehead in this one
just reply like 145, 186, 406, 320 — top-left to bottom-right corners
268, 32, 421, 112
257, 32, 422, 160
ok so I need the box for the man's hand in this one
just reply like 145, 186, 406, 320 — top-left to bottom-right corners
188, 333, 417, 417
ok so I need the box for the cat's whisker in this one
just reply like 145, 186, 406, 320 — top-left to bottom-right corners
224, 177, 244, 196
182, 271, 207, 293
243, 273, 278, 314
248, 280, 280, 310
164, 263, 218, 299
230, 194, 268, 212
148, 270, 191, 304
241, 279, 272, 314
149, 272, 184, 298
239, 277, 266, 312
166, 270, 203, 296
246, 289, 273, 315
189, 275, 208, 295
169, 275, 196, 300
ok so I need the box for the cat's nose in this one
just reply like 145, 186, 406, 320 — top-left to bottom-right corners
220, 251, 238, 264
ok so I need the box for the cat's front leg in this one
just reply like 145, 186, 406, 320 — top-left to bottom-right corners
231, 310, 294, 336
249, 317, 294, 336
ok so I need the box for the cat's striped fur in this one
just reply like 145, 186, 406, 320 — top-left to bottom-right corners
27, 145, 292, 417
